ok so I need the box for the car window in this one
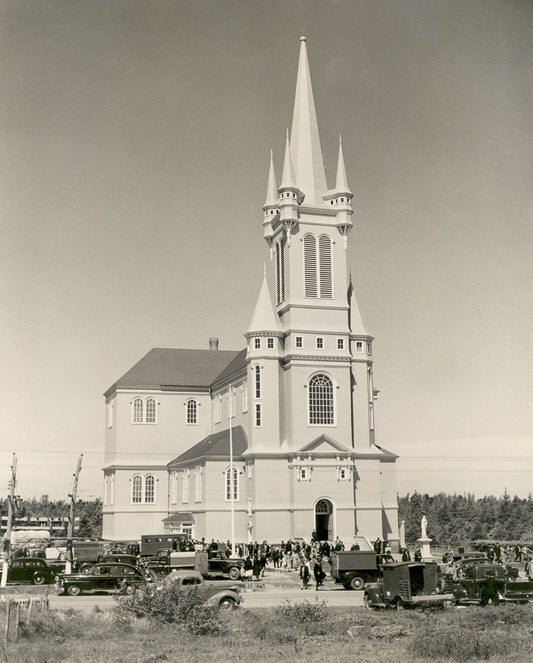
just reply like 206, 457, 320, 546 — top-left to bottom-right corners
109, 566, 122, 575
182, 577, 201, 585
99, 567, 110, 575
11, 561, 22, 569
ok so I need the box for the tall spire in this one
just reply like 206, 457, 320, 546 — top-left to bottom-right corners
280, 130, 297, 190
290, 37, 328, 205
264, 149, 278, 207
335, 135, 352, 195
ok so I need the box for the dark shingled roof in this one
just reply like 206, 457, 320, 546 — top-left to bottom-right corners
212, 349, 247, 386
104, 347, 242, 397
168, 426, 248, 466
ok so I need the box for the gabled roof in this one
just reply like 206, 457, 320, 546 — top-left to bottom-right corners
212, 349, 247, 387
298, 434, 351, 454
168, 426, 248, 466
104, 347, 242, 397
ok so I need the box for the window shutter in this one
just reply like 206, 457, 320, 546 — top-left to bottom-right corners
304, 234, 317, 297
319, 234, 332, 298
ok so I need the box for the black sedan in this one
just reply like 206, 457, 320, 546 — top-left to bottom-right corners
56, 562, 147, 596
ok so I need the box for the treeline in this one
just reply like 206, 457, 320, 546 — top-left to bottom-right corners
399, 491, 533, 545
0, 495, 102, 539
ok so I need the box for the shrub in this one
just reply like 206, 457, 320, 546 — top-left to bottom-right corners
114, 580, 225, 635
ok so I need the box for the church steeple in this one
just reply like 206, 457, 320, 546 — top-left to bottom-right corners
323, 135, 354, 247
278, 130, 303, 245
263, 149, 278, 210
290, 37, 328, 206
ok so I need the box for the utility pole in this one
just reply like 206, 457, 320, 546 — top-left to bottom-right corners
1, 454, 17, 588
65, 455, 83, 574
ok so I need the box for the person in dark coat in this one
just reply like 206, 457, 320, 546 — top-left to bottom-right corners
252, 555, 261, 581
313, 556, 326, 590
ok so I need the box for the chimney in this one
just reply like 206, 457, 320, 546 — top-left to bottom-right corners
209, 337, 219, 351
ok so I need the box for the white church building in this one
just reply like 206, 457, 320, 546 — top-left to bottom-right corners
102, 38, 399, 547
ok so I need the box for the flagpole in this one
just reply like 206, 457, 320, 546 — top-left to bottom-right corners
229, 386, 236, 557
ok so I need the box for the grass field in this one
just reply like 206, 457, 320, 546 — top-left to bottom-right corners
2, 600, 533, 663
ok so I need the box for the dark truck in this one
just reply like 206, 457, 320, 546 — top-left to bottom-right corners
449, 562, 533, 605
145, 550, 245, 581
331, 550, 393, 590
364, 561, 455, 610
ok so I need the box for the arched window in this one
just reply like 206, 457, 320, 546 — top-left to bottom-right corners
304, 234, 318, 297
225, 466, 239, 501
275, 239, 286, 304
308, 373, 335, 425
145, 398, 156, 423
304, 233, 333, 299
186, 399, 197, 424
144, 474, 155, 503
133, 398, 144, 423
131, 475, 142, 503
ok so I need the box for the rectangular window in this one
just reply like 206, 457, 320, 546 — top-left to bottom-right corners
254, 338, 261, 349
296, 336, 303, 348
255, 403, 261, 427
316, 337, 324, 349
170, 472, 178, 504
299, 467, 309, 481
194, 469, 202, 502
255, 366, 261, 399
367, 342, 372, 355
337, 338, 344, 350
229, 387, 235, 417
267, 338, 274, 349
356, 341, 363, 352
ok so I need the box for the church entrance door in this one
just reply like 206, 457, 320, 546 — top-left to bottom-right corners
315, 499, 333, 541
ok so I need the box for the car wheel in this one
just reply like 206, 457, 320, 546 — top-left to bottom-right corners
349, 576, 364, 591
228, 567, 241, 580
506, 574, 516, 583
33, 574, 46, 585
81, 565, 94, 575
123, 583, 135, 595
219, 597, 236, 610
67, 584, 82, 596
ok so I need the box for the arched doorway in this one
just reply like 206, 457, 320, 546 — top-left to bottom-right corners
315, 499, 334, 541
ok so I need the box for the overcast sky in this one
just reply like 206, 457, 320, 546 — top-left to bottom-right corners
1, 0, 532, 502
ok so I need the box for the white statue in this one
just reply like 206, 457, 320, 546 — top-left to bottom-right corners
421, 514, 428, 539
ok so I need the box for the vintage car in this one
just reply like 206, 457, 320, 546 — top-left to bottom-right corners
450, 562, 533, 605
363, 562, 455, 610
5, 557, 56, 585
79, 553, 139, 574
206, 551, 245, 580
56, 562, 147, 596
164, 569, 243, 609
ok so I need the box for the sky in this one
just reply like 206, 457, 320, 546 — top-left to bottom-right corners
1, 0, 532, 502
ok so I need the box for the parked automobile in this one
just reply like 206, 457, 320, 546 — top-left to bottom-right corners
164, 569, 243, 609
450, 562, 533, 605
363, 562, 455, 610
331, 550, 394, 590
56, 563, 147, 596
79, 553, 139, 574
206, 551, 245, 580
5, 558, 56, 585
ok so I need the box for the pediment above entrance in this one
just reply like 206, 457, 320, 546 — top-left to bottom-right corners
298, 434, 351, 455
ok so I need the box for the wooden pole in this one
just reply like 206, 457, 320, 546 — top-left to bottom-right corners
65, 455, 83, 574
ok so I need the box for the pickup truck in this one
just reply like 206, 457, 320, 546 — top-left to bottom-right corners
331, 550, 394, 589
146, 550, 244, 581
163, 569, 243, 610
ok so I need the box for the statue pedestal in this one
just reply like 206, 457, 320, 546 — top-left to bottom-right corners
417, 537, 433, 561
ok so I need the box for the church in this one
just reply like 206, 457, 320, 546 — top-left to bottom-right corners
102, 38, 399, 548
